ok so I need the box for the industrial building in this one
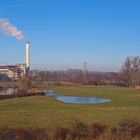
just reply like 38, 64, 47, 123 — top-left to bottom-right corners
0, 42, 30, 79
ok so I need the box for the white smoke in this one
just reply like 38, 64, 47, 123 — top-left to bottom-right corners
0, 18, 24, 40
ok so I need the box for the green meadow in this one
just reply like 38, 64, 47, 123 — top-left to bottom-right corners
0, 86, 140, 128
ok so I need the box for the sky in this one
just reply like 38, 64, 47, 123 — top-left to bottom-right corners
0, 0, 140, 72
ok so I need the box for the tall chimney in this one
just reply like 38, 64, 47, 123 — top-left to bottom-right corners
26, 42, 30, 71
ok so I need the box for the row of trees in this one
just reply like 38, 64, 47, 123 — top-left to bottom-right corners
29, 56, 140, 87
29, 70, 124, 86
1, 56, 139, 88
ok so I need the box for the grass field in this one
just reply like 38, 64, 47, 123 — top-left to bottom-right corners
0, 86, 140, 129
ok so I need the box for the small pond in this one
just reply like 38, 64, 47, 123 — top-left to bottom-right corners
44, 89, 111, 104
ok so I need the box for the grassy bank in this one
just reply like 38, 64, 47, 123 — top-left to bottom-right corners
0, 86, 139, 128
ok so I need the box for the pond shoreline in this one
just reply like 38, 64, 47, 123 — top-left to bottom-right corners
0, 91, 45, 100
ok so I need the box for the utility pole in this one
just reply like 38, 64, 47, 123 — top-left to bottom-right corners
83, 61, 89, 85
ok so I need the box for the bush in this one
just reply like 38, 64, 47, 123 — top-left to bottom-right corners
111, 120, 140, 138
0, 130, 16, 140
15, 128, 45, 140
89, 123, 106, 138
52, 126, 69, 140
70, 119, 89, 139
18, 78, 32, 91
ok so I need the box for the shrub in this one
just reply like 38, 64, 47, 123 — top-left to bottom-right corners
70, 119, 89, 139
111, 120, 140, 138
89, 123, 106, 138
18, 78, 32, 91
52, 126, 69, 140
15, 128, 48, 140
0, 130, 16, 140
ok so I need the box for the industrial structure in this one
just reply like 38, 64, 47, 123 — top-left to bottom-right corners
0, 42, 30, 79
26, 42, 30, 72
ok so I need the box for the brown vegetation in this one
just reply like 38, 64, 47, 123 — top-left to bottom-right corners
122, 56, 140, 87
0, 92, 45, 100
0, 120, 140, 140
27, 56, 139, 88
18, 78, 32, 91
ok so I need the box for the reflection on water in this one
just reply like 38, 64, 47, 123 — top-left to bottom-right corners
0, 87, 19, 95
44, 89, 111, 104
45, 90, 60, 97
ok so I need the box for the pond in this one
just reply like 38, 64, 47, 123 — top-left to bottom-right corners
44, 89, 111, 104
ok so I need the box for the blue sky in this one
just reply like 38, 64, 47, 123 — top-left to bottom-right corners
0, 0, 140, 72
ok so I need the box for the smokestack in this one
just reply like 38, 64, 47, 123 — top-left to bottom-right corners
26, 42, 30, 71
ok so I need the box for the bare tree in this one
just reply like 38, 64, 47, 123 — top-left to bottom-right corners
132, 56, 140, 86
122, 56, 140, 87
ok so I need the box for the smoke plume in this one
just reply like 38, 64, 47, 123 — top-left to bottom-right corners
0, 18, 24, 40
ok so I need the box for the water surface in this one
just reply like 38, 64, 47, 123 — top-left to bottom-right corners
44, 89, 111, 104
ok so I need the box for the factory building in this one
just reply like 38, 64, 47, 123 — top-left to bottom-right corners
0, 42, 30, 79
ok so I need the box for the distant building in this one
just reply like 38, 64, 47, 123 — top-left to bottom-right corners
0, 64, 26, 80
0, 42, 30, 80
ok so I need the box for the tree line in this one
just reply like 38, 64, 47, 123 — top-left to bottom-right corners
27, 56, 140, 87
1, 56, 140, 88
